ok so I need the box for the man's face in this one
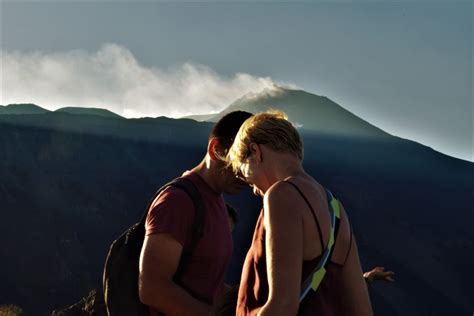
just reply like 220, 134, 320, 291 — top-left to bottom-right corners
219, 163, 247, 195
211, 141, 247, 194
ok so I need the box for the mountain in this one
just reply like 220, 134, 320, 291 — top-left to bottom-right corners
0, 103, 50, 115
206, 87, 390, 138
0, 94, 472, 315
0, 112, 212, 146
55, 107, 124, 119
0, 104, 123, 120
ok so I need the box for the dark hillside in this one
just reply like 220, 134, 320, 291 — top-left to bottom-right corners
0, 108, 472, 315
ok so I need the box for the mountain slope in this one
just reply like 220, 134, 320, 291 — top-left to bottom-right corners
55, 107, 124, 119
0, 95, 472, 315
0, 112, 212, 146
209, 87, 390, 138
0, 104, 50, 115
0, 115, 471, 315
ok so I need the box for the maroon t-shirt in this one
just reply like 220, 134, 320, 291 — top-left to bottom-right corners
145, 171, 232, 315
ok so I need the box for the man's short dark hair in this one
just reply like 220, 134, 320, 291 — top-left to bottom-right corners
209, 111, 253, 152
225, 203, 238, 224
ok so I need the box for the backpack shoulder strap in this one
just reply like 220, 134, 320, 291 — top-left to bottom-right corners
168, 178, 205, 280
138, 177, 206, 281
137, 179, 180, 227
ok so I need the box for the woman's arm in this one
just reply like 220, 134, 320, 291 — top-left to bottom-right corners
258, 183, 305, 316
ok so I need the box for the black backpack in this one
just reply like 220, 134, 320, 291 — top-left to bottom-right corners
103, 178, 206, 316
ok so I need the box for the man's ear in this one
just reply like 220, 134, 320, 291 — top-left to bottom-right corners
207, 138, 220, 161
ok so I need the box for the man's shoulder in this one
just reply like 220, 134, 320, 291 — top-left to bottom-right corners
150, 181, 194, 211
145, 178, 197, 238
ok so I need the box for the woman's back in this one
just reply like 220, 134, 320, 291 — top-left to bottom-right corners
287, 175, 373, 315
236, 175, 373, 315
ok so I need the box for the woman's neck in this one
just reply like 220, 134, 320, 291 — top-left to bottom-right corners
266, 153, 307, 184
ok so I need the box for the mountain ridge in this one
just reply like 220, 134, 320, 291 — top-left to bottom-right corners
3, 89, 468, 162
0, 103, 50, 115
194, 87, 391, 138
54, 107, 124, 119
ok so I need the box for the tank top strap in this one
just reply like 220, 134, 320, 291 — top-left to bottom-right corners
282, 180, 325, 251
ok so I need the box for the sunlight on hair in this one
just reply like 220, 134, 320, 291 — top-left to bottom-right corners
226, 110, 303, 175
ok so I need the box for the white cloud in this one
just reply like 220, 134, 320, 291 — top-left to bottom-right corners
1, 43, 295, 118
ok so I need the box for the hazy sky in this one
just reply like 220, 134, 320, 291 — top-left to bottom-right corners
1, 1, 472, 161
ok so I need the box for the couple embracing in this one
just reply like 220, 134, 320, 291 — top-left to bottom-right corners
138, 110, 374, 316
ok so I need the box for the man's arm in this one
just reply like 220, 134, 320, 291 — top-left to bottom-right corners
139, 233, 211, 316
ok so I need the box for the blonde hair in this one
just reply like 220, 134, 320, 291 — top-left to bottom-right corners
227, 110, 303, 173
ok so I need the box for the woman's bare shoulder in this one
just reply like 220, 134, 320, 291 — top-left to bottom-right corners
262, 180, 307, 223
264, 180, 304, 206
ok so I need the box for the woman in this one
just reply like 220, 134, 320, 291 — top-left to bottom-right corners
226, 111, 374, 316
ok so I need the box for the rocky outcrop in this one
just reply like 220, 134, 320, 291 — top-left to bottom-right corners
0, 305, 23, 316
52, 290, 106, 316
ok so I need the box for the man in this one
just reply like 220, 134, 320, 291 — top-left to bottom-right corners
138, 111, 253, 316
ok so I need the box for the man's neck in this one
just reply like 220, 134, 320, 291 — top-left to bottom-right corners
191, 157, 222, 194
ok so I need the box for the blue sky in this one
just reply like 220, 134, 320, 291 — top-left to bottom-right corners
1, 1, 472, 161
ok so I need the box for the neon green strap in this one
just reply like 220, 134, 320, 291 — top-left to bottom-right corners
300, 189, 341, 302
331, 198, 341, 219
311, 267, 327, 290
